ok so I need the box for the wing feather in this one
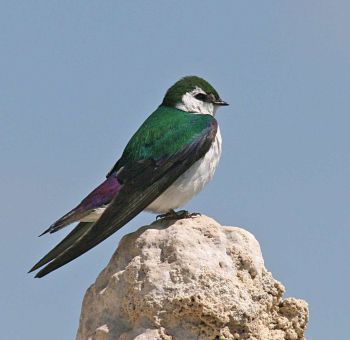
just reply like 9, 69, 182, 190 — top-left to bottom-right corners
29, 222, 94, 273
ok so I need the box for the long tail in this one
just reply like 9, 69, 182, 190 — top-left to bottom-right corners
29, 221, 94, 275
38, 209, 91, 236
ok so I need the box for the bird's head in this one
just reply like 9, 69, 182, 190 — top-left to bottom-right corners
162, 76, 228, 116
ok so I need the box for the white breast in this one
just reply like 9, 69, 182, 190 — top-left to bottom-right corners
146, 127, 222, 213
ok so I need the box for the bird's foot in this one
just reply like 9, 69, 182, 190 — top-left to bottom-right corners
156, 209, 201, 221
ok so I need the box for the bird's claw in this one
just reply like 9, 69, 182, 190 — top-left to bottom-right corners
156, 209, 201, 221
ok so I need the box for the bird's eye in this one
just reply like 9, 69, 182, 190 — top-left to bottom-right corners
194, 93, 207, 101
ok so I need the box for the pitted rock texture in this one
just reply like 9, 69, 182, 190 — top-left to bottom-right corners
77, 216, 308, 340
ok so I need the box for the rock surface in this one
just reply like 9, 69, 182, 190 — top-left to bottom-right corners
77, 216, 308, 340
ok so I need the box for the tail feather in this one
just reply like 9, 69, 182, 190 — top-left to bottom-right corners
34, 222, 96, 278
38, 209, 91, 236
29, 222, 94, 273
31, 175, 122, 277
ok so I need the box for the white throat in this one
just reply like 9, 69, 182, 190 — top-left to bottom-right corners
175, 87, 218, 116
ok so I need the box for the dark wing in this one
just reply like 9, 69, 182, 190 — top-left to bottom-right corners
32, 118, 217, 278
29, 222, 93, 272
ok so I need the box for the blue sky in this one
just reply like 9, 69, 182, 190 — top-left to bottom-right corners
1, 1, 349, 339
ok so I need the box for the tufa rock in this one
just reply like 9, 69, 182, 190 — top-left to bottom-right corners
77, 215, 308, 340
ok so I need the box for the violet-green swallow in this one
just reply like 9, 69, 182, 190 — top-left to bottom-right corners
30, 76, 228, 278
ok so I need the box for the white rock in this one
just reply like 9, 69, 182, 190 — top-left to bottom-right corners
77, 216, 308, 340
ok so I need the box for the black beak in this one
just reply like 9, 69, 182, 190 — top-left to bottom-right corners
213, 99, 229, 106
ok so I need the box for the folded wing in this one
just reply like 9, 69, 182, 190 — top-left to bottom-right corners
31, 109, 217, 278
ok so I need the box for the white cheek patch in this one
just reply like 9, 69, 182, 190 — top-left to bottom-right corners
175, 88, 216, 116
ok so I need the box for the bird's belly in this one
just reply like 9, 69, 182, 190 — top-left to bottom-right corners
146, 128, 222, 213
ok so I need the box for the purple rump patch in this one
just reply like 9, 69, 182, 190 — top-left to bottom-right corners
78, 175, 122, 212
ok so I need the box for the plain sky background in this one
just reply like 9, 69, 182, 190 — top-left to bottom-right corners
1, 1, 349, 339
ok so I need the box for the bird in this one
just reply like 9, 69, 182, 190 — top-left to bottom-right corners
29, 75, 228, 278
